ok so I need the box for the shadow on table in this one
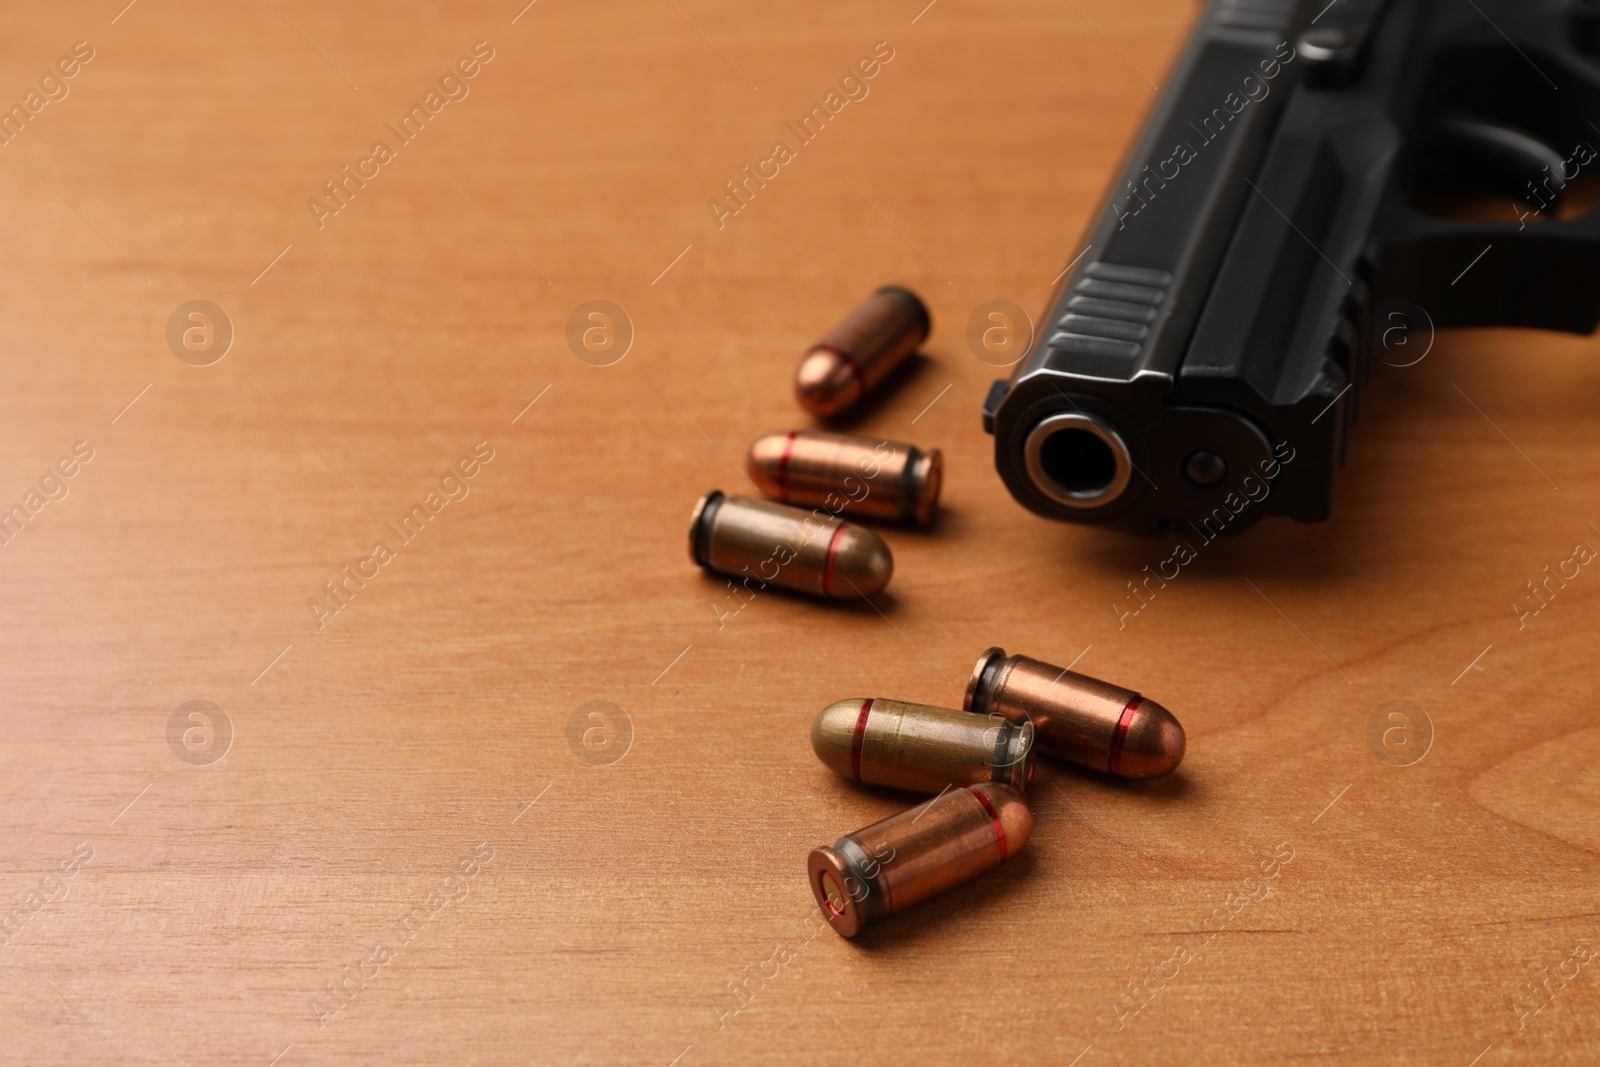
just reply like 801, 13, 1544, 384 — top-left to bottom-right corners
843, 846, 1043, 953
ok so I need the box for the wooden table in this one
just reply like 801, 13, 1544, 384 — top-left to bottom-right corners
3, 1, 1598, 1063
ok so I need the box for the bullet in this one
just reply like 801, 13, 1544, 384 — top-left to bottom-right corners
747, 430, 943, 525
807, 782, 1032, 938
795, 287, 931, 417
811, 698, 1035, 794
964, 648, 1185, 779
688, 491, 892, 599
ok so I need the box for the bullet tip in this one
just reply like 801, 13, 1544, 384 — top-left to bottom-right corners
810, 699, 869, 780
971, 782, 1033, 856
794, 349, 862, 416
744, 433, 790, 500
1112, 697, 1185, 779
823, 524, 892, 598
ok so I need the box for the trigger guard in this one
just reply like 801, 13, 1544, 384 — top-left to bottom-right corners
1417, 116, 1568, 205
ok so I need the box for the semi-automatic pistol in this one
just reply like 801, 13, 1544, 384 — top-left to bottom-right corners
985, 0, 1600, 534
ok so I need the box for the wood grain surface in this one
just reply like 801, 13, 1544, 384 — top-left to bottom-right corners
2, 1, 1598, 1064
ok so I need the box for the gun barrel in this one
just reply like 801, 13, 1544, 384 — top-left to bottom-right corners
1022, 412, 1133, 509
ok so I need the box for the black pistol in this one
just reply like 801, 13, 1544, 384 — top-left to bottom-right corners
985, 0, 1600, 535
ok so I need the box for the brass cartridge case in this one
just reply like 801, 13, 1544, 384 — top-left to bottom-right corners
688, 491, 892, 599
811, 698, 1034, 794
746, 430, 943, 525
807, 782, 1032, 938
964, 647, 1185, 779
795, 287, 931, 417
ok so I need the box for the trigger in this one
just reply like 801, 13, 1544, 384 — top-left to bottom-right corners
1419, 117, 1568, 206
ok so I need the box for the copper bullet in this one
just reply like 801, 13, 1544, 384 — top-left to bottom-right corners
964, 647, 1185, 779
811, 698, 1035, 795
688, 491, 892, 599
747, 430, 943, 525
808, 782, 1032, 938
795, 287, 931, 417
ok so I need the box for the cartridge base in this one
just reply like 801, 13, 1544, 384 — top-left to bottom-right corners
807, 846, 867, 937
